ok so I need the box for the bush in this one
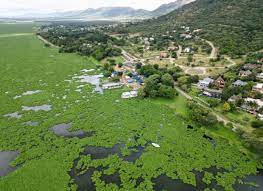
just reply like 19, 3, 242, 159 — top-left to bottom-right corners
251, 120, 263, 128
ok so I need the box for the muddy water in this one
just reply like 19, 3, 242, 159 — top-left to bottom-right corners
23, 121, 39, 126
4, 112, 22, 119
234, 170, 263, 191
70, 144, 146, 190
153, 175, 196, 191
73, 74, 104, 94
0, 151, 19, 176
22, 104, 52, 111
50, 123, 93, 138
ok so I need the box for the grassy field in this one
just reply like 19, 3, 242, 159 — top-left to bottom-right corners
0, 23, 37, 34
0, 24, 262, 191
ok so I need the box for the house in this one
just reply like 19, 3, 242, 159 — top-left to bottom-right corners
243, 64, 261, 70
102, 82, 123, 90
257, 73, 263, 80
258, 114, 263, 121
184, 47, 191, 53
252, 83, 263, 94
228, 95, 241, 104
121, 91, 138, 99
232, 80, 247, 87
160, 52, 169, 58
202, 88, 222, 98
239, 70, 252, 78
198, 77, 214, 88
214, 76, 225, 89
243, 98, 263, 112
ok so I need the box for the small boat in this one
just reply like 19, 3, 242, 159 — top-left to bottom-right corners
152, 143, 160, 148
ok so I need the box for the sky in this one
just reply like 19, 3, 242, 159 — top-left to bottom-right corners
1, 0, 177, 12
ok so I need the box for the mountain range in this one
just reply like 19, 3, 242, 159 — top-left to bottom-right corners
2, 0, 195, 20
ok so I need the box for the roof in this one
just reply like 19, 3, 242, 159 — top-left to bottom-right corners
199, 77, 214, 84
253, 83, 263, 89
239, 70, 252, 75
245, 98, 263, 107
216, 76, 224, 82
233, 80, 247, 86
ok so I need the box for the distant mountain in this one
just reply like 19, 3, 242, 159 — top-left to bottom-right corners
1, 0, 194, 20
127, 0, 263, 55
152, 0, 195, 17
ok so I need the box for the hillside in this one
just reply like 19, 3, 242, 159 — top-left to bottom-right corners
152, 0, 195, 17
127, 0, 263, 55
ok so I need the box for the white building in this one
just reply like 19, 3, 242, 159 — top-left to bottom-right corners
198, 78, 214, 88
102, 82, 123, 90
121, 91, 138, 99
253, 83, 263, 93
256, 73, 263, 80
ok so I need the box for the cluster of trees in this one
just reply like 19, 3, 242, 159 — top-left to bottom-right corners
187, 101, 218, 127
138, 64, 181, 99
39, 24, 123, 61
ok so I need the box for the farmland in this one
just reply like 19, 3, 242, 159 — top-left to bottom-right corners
0, 24, 262, 191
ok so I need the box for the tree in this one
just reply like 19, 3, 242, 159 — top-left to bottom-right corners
251, 120, 263, 128
222, 102, 231, 112
161, 73, 174, 87
187, 54, 193, 63
187, 101, 218, 126
171, 51, 178, 59
158, 85, 176, 99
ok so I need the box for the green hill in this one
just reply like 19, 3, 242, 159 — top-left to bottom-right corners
127, 0, 263, 55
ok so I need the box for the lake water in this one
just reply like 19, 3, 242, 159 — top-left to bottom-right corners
73, 74, 104, 94
50, 123, 93, 138
22, 104, 52, 111
0, 151, 19, 177
4, 112, 22, 119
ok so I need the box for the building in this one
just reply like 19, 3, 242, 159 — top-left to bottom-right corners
184, 47, 191, 53
198, 77, 214, 88
243, 64, 261, 70
232, 80, 247, 87
214, 76, 225, 89
202, 88, 222, 98
228, 95, 241, 104
121, 91, 138, 99
239, 70, 252, 78
243, 98, 263, 112
252, 83, 263, 94
102, 82, 123, 90
160, 52, 169, 58
257, 73, 263, 80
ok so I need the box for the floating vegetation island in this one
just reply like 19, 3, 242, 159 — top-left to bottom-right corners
0, 24, 262, 191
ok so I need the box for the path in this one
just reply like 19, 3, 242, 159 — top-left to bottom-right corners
0, 33, 33, 38
225, 56, 237, 68
174, 85, 241, 128
37, 35, 58, 48
177, 45, 182, 58
204, 40, 217, 59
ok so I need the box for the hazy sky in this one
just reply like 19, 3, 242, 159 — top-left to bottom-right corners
1, 0, 177, 11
